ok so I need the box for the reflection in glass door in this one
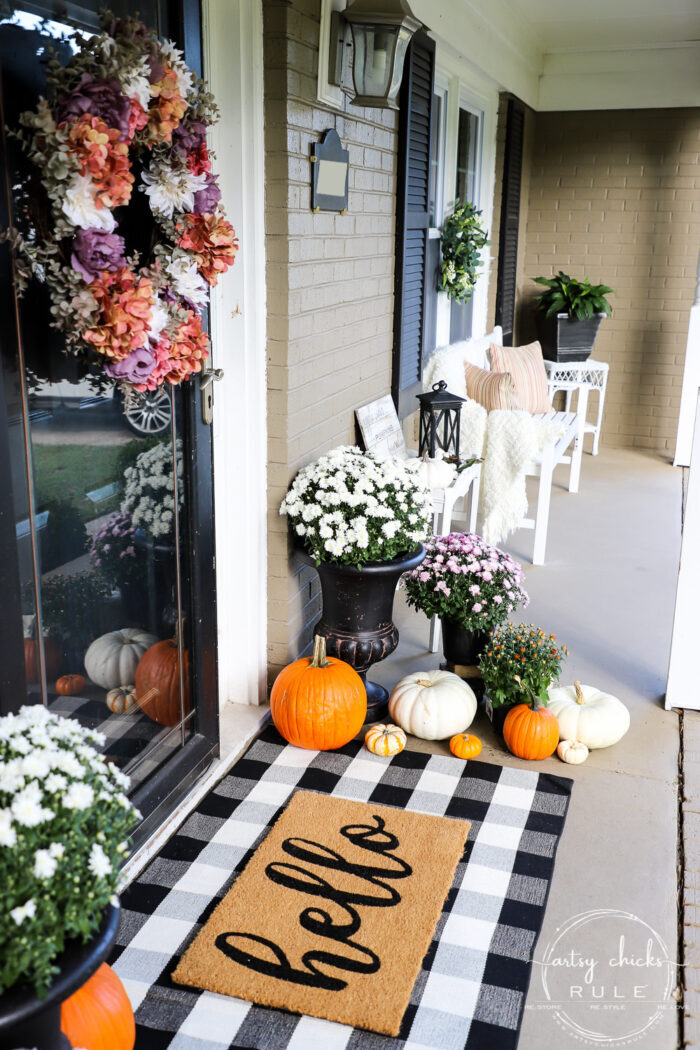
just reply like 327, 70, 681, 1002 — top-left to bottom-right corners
0, 1, 218, 830
450, 105, 482, 343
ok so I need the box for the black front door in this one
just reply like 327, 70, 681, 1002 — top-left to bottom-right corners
0, 0, 218, 847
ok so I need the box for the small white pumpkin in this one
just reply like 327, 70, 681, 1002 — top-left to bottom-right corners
410, 451, 456, 491
106, 685, 138, 715
388, 669, 477, 740
547, 680, 630, 750
85, 628, 158, 689
557, 739, 589, 765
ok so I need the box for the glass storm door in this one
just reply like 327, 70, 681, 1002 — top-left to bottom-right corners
0, 0, 218, 845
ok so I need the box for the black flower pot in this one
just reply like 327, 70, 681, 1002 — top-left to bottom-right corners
299, 545, 426, 723
482, 694, 517, 737
441, 619, 489, 700
0, 904, 120, 1050
536, 310, 605, 363
133, 528, 178, 635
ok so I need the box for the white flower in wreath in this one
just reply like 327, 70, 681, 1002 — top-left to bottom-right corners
119, 56, 151, 110
160, 39, 194, 97
141, 161, 206, 220
166, 254, 208, 306
148, 297, 170, 343
62, 173, 116, 232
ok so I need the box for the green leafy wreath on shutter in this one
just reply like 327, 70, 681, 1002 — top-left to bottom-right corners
438, 200, 489, 304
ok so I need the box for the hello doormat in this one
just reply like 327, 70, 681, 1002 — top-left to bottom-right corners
171, 790, 470, 1036
111, 726, 573, 1050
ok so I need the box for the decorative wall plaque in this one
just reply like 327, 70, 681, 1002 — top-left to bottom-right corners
311, 128, 349, 213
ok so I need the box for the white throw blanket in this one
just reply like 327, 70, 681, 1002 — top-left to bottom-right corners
424, 352, 564, 544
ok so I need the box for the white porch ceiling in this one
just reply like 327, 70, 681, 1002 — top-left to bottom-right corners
504, 0, 700, 53
417, 0, 700, 110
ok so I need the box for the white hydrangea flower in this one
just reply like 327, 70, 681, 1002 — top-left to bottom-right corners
62, 173, 116, 232
166, 253, 208, 306
119, 55, 151, 109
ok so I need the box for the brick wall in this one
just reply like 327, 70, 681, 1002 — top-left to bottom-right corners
520, 108, 700, 452
263, 0, 398, 679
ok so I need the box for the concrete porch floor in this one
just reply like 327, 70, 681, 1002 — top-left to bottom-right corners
370, 445, 683, 1049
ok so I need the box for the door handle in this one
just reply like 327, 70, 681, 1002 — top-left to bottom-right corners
200, 368, 223, 425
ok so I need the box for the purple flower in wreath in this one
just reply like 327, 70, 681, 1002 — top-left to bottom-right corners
172, 118, 207, 153
193, 175, 221, 215
55, 73, 131, 140
147, 54, 166, 85
71, 228, 126, 282
104, 346, 157, 383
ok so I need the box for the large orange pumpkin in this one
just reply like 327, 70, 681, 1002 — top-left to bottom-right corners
270, 635, 367, 750
503, 697, 559, 760
24, 637, 61, 682
55, 673, 87, 696
61, 962, 135, 1050
134, 640, 190, 727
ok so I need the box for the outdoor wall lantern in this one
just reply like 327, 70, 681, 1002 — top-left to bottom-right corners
328, 0, 423, 109
417, 381, 466, 461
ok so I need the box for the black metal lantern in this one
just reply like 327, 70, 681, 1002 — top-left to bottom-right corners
416, 381, 466, 461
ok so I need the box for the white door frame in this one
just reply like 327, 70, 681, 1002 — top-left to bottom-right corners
202, 0, 268, 707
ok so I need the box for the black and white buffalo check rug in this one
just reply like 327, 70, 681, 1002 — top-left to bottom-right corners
110, 725, 573, 1050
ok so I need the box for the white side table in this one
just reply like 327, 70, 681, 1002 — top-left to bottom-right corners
428, 461, 481, 652
543, 358, 610, 456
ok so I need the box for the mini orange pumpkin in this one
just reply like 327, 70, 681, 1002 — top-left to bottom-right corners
365, 723, 406, 757
61, 962, 135, 1050
449, 733, 482, 760
134, 640, 190, 727
55, 674, 87, 696
270, 635, 366, 751
503, 678, 559, 760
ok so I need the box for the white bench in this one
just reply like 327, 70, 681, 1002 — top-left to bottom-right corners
424, 327, 587, 567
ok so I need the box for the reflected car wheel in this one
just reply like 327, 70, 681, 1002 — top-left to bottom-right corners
117, 388, 171, 435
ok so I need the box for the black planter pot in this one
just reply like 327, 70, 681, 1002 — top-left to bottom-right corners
482, 694, 516, 737
0, 904, 120, 1050
441, 620, 489, 700
299, 545, 426, 723
536, 311, 605, 363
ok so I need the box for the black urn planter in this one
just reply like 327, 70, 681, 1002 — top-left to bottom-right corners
133, 529, 178, 635
299, 545, 426, 723
536, 311, 605, 363
0, 904, 120, 1050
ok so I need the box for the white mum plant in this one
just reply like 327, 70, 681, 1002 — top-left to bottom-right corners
280, 446, 432, 566
0, 706, 140, 996
121, 438, 184, 541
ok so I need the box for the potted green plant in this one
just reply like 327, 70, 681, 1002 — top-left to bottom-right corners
478, 622, 568, 732
280, 445, 432, 721
438, 200, 489, 303
403, 532, 529, 675
0, 705, 139, 1048
533, 270, 614, 362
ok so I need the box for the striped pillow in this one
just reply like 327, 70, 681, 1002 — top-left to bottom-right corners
464, 362, 520, 411
488, 340, 553, 412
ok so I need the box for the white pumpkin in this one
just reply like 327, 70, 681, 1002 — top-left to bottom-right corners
106, 685, 138, 715
388, 669, 477, 740
557, 739, 589, 765
85, 629, 158, 689
547, 681, 630, 750
411, 451, 456, 491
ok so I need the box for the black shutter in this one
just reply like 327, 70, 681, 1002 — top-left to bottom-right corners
495, 98, 525, 346
392, 31, 435, 419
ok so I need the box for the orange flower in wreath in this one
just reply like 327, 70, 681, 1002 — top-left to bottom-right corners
67, 115, 134, 209
176, 212, 238, 286
83, 269, 154, 360
146, 66, 187, 146
137, 311, 209, 391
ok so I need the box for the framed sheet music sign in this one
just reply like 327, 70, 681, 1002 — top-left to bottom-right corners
355, 395, 408, 459
311, 129, 349, 213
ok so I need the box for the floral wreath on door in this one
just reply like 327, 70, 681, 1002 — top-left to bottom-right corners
3, 11, 238, 392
